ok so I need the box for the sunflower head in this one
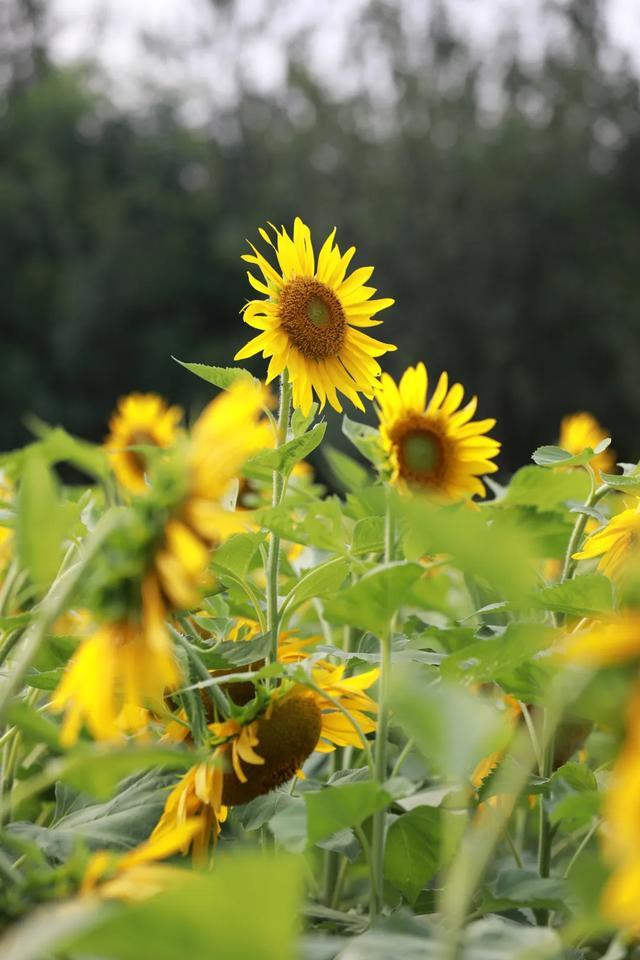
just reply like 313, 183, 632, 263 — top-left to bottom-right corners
105, 394, 183, 493
376, 363, 500, 501
572, 506, 640, 581
217, 692, 322, 806
234, 217, 396, 415
559, 411, 615, 477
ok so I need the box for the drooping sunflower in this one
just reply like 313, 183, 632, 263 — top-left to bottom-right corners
376, 362, 500, 500
234, 217, 396, 415
105, 393, 183, 493
572, 505, 640, 580
558, 411, 615, 478
51, 575, 180, 747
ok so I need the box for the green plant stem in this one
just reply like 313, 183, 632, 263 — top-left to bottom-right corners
563, 817, 601, 879
534, 480, 610, 921
170, 627, 230, 719
266, 370, 292, 664
369, 502, 395, 922
390, 737, 414, 779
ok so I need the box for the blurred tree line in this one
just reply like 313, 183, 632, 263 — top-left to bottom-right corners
2, 0, 640, 473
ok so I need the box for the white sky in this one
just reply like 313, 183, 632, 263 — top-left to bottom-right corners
47, 0, 640, 111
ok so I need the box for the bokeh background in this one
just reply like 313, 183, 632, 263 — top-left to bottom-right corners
2, 0, 640, 474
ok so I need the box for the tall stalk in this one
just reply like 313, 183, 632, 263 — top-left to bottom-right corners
369, 502, 395, 921
266, 370, 292, 664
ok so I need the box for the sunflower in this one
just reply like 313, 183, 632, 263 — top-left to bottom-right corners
150, 760, 228, 863
376, 362, 500, 500
105, 394, 183, 493
558, 613, 640, 666
234, 217, 396, 415
572, 506, 640, 580
599, 684, 640, 930
50, 575, 180, 746
306, 661, 379, 753
151, 380, 272, 611
558, 411, 615, 478
0, 470, 14, 574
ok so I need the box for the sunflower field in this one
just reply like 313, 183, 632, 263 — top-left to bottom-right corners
1, 218, 640, 960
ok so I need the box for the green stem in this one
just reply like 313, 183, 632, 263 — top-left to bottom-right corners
266, 370, 292, 664
560, 482, 609, 583
563, 817, 601, 879
369, 502, 395, 922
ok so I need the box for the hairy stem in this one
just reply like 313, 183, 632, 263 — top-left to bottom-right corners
266, 369, 292, 664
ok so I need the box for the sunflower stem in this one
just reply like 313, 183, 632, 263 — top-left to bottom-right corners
266, 370, 292, 667
369, 501, 396, 922
535, 478, 610, 923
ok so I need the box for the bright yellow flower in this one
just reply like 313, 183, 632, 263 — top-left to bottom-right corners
306, 662, 379, 753
0, 470, 14, 573
572, 506, 640, 580
82, 818, 203, 901
559, 411, 615, 478
376, 362, 500, 500
234, 217, 396, 415
558, 613, 640, 666
105, 393, 183, 493
599, 685, 640, 931
150, 759, 228, 863
151, 380, 272, 611
51, 575, 180, 746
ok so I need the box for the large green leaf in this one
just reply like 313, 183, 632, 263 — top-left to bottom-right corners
246, 423, 326, 476
283, 557, 350, 614
384, 806, 464, 903
324, 446, 370, 492
324, 562, 424, 636
500, 465, 590, 511
532, 444, 601, 468
441, 624, 557, 685
533, 574, 614, 617
9, 771, 176, 863
213, 531, 266, 579
305, 782, 392, 844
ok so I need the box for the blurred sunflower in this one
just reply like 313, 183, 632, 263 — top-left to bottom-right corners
51, 576, 180, 746
376, 362, 500, 500
559, 411, 615, 478
0, 470, 15, 574
52, 382, 270, 745
234, 217, 396, 415
572, 506, 640, 580
558, 613, 640, 666
105, 393, 183, 493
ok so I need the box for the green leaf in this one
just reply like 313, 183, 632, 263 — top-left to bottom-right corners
551, 791, 601, 828
391, 674, 507, 782
599, 472, 640, 495
4, 701, 62, 751
501, 465, 590, 511
488, 506, 573, 559
305, 782, 392, 844
383, 806, 464, 903
533, 574, 613, 617
342, 415, 383, 467
24, 746, 201, 802
324, 446, 370, 492
552, 761, 597, 793
324, 562, 424, 636
283, 558, 349, 613
213, 532, 266, 579
27, 420, 109, 480
9, 771, 177, 863
258, 499, 349, 553
441, 624, 557, 686
485, 869, 568, 911
268, 797, 308, 853
351, 516, 385, 555
0, 613, 31, 631
246, 423, 326, 476
532, 445, 596, 468
16, 450, 65, 592
60, 853, 302, 960
173, 359, 254, 390
291, 403, 318, 438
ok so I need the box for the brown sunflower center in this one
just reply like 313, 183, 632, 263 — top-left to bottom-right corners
222, 693, 321, 806
279, 277, 346, 361
125, 429, 157, 475
390, 415, 446, 487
